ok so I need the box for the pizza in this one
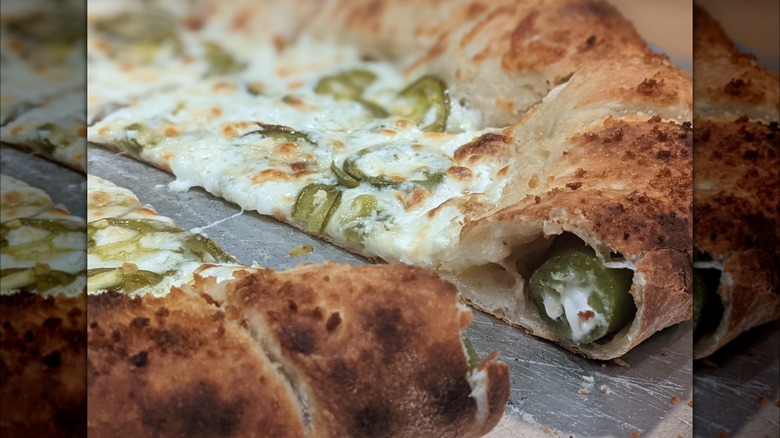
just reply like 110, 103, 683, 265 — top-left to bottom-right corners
0, 0, 87, 172
0, 174, 87, 436
85, 174, 510, 437
87, 0, 693, 359
691, 4, 780, 359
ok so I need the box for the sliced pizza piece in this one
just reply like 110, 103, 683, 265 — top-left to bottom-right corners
0, 174, 86, 436
691, 5, 780, 359
86, 174, 510, 437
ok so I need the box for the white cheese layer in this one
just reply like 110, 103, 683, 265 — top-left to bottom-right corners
541, 272, 606, 343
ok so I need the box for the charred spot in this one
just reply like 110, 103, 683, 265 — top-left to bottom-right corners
354, 405, 392, 438
140, 380, 244, 438
583, 132, 599, 142
24, 329, 34, 342
369, 307, 407, 357
130, 351, 148, 368
453, 133, 511, 161
131, 317, 150, 329
279, 325, 316, 355
153, 329, 177, 349
155, 307, 170, 319
637, 78, 659, 96
2, 321, 10, 330
656, 149, 671, 159
43, 317, 63, 330
586, 35, 597, 46
578, 310, 596, 320
111, 329, 122, 342
575, 168, 587, 178
326, 312, 342, 331
724, 78, 749, 96
655, 130, 668, 142
89, 321, 98, 329
534, 196, 541, 204
743, 150, 759, 160
603, 126, 624, 143
288, 300, 298, 312
566, 182, 582, 190
649, 115, 662, 123
428, 376, 474, 423
42, 351, 61, 368
328, 359, 354, 386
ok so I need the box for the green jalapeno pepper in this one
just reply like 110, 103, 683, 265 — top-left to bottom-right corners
292, 184, 343, 234
462, 337, 481, 372
315, 69, 390, 117
203, 41, 247, 77
692, 268, 724, 338
342, 144, 449, 188
241, 124, 315, 145
340, 195, 378, 243
529, 235, 635, 344
87, 267, 167, 293
396, 75, 449, 132
0, 268, 79, 293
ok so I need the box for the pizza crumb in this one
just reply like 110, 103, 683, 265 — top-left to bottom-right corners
717, 430, 728, 438
687, 400, 693, 408
630, 430, 641, 438
600, 384, 612, 394
612, 358, 630, 368
582, 375, 595, 384
774, 400, 780, 407
577, 388, 589, 395
701, 358, 718, 368
757, 396, 766, 406
660, 348, 669, 356
289, 245, 314, 258
671, 396, 680, 405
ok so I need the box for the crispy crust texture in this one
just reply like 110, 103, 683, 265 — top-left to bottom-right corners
691, 5, 780, 359
87, 289, 307, 437
0, 293, 87, 437
217, 264, 509, 438
88, 263, 509, 438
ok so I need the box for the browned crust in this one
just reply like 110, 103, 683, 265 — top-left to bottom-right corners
87, 289, 306, 438
692, 5, 780, 358
222, 264, 509, 438
0, 292, 87, 437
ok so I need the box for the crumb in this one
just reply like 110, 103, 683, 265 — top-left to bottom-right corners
660, 348, 669, 356
582, 375, 595, 384
775, 400, 780, 407
671, 396, 680, 405
687, 400, 693, 408
758, 396, 766, 406
702, 358, 718, 368
578, 388, 589, 395
613, 358, 630, 368
600, 384, 612, 394
289, 244, 313, 258
540, 426, 552, 434
601, 363, 606, 368
630, 430, 641, 438
717, 430, 728, 438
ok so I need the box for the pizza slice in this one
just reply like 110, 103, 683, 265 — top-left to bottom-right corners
691, 4, 780, 359
88, 0, 692, 359
86, 174, 510, 437
0, 174, 86, 436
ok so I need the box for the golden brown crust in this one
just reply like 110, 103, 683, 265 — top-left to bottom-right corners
692, 4, 780, 359
0, 293, 87, 437
87, 289, 306, 438
221, 264, 509, 438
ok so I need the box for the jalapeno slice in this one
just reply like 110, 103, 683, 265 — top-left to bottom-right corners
462, 337, 481, 372
529, 236, 635, 344
203, 41, 247, 77
397, 75, 449, 132
93, 10, 183, 59
0, 268, 78, 293
342, 144, 450, 188
315, 69, 389, 117
1, 218, 84, 259
87, 267, 167, 293
292, 184, 343, 234
184, 234, 238, 264
241, 124, 315, 145
331, 161, 360, 188
339, 195, 378, 243
117, 123, 162, 157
